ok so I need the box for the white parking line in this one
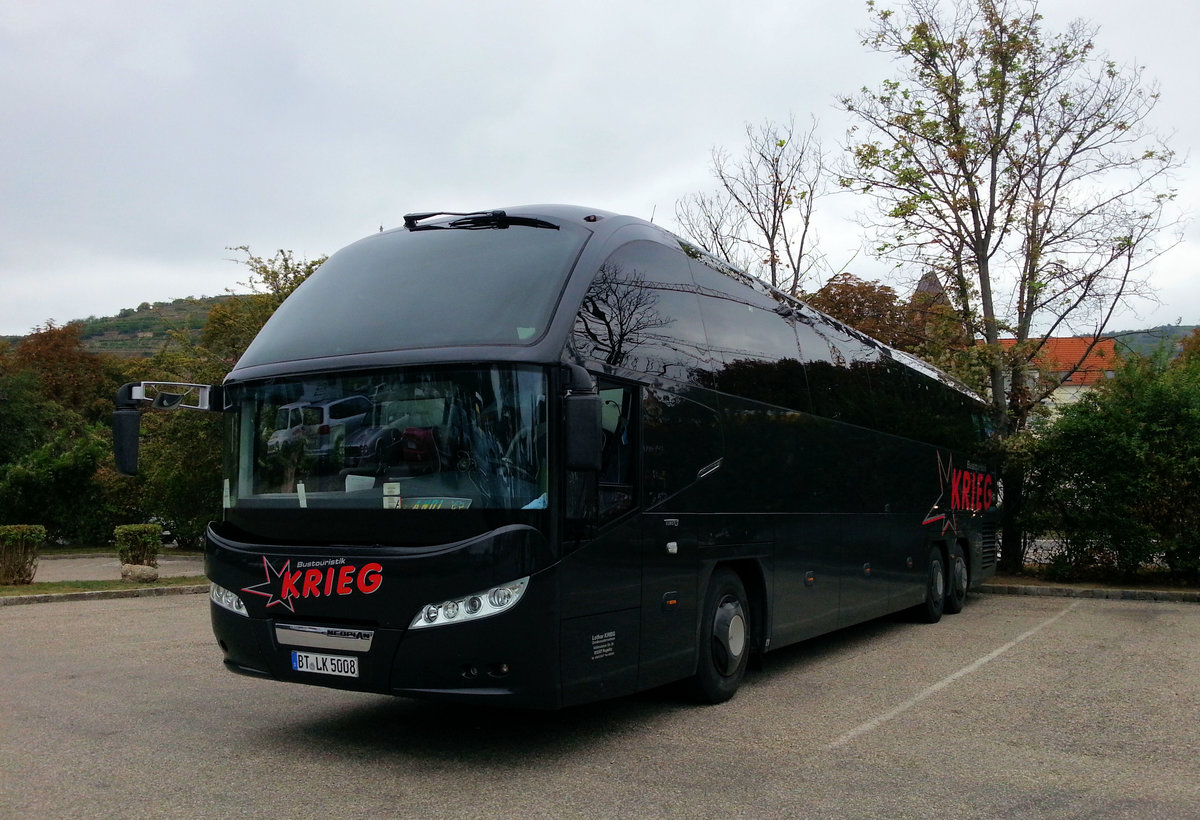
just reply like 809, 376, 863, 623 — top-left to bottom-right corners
826, 600, 1082, 749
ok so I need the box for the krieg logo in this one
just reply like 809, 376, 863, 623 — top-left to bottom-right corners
923, 452, 994, 534
242, 557, 383, 613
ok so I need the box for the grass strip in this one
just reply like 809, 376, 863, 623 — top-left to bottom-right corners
0, 575, 209, 598
38, 546, 204, 557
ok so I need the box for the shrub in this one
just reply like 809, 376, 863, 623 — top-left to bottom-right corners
1022, 343, 1200, 582
114, 523, 162, 567
0, 524, 46, 585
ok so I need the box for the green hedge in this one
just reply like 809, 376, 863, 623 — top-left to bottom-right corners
114, 523, 162, 567
0, 524, 46, 585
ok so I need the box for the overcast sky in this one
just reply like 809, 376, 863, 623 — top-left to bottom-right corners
2, 0, 1197, 338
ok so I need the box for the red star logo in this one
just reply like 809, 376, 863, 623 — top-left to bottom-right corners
241, 556, 299, 612
922, 452, 958, 535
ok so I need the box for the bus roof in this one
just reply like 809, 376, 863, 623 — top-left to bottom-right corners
227, 205, 983, 405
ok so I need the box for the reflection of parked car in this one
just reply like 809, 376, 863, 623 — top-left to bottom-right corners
266, 396, 371, 456
343, 397, 445, 471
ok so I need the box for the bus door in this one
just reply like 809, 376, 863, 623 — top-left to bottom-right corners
558, 380, 642, 705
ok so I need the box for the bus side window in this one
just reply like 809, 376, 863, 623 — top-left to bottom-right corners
642, 384, 722, 509
688, 258, 801, 365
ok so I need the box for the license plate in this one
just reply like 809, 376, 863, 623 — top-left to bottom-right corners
291, 650, 359, 678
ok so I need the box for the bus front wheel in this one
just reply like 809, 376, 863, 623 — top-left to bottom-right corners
910, 547, 945, 624
688, 567, 750, 704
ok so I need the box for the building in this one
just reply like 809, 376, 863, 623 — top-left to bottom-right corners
999, 336, 1118, 410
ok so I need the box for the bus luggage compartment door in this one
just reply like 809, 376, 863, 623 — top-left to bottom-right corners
637, 514, 699, 690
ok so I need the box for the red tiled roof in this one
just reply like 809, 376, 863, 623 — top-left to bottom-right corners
998, 336, 1118, 386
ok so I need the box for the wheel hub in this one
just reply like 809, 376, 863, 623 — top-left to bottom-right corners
712, 597, 746, 676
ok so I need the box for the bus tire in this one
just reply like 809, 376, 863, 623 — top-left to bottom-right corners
944, 542, 969, 614
910, 546, 945, 624
688, 567, 751, 704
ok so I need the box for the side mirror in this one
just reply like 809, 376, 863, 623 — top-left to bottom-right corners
113, 408, 141, 476
110, 381, 224, 475
113, 382, 143, 476
564, 393, 602, 472
151, 391, 187, 409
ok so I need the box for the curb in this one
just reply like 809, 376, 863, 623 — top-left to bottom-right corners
978, 583, 1200, 604
0, 584, 209, 607
38, 552, 118, 560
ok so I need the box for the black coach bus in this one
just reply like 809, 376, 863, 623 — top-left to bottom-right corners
114, 205, 998, 707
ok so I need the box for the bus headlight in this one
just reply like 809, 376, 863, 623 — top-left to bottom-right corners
410, 577, 529, 630
210, 582, 248, 617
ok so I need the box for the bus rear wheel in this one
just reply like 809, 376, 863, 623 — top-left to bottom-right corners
944, 543, 969, 614
688, 568, 751, 704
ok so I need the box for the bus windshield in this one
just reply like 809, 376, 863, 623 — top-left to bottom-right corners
225, 364, 549, 513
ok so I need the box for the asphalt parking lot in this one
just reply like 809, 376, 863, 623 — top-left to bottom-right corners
1, 592, 1197, 819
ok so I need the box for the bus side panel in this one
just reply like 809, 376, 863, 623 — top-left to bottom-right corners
560, 608, 641, 707
890, 515, 933, 610
716, 398, 896, 639
770, 515, 842, 645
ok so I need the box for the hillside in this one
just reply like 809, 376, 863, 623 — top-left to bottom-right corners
0, 296, 237, 358
1108, 324, 1197, 358
74, 295, 236, 357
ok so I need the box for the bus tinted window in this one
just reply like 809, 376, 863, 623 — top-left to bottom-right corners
571, 241, 710, 382
240, 223, 590, 367
688, 259, 800, 365
642, 385, 722, 508
794, 317, 880, 428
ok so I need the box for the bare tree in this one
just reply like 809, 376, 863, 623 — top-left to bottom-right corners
673, 190, 753, 274
676, 116, 830, 297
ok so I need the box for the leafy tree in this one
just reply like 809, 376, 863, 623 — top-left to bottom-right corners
841, 0, 1181, 567
138, 410, 222, 549
0, 421, 127, 542
201, 294, 278, 368
0, 369, 59, 468
805, 273, 920, 349
676, 117, 831, 297
11, 321, 119, 423
0, 331, 136, 543
1178, 327, 1200, 361
201, 247, 326, 367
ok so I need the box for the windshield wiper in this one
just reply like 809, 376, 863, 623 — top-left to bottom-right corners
402, 210, 559, 231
